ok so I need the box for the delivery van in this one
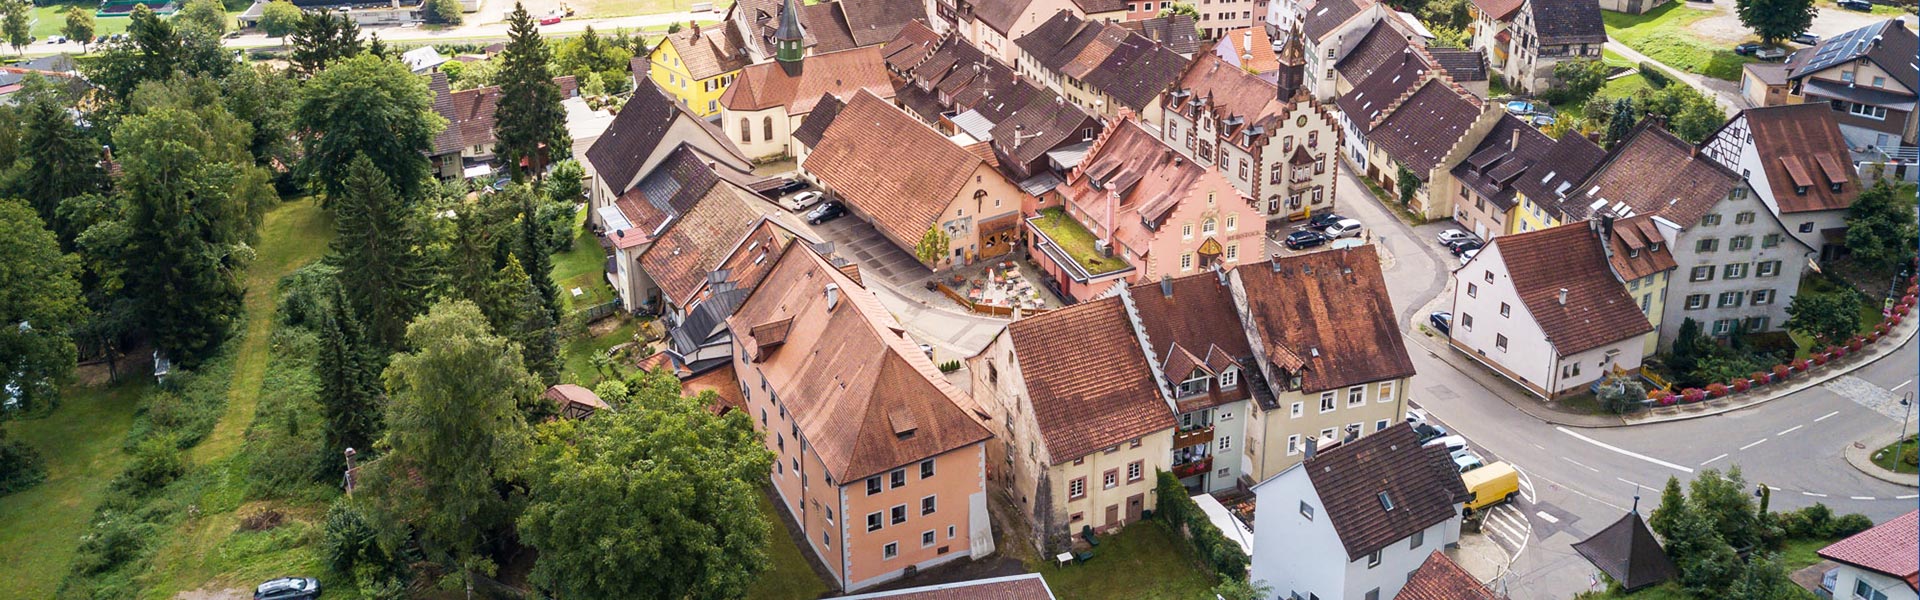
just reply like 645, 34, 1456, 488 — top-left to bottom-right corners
1461, 461, 1519, 514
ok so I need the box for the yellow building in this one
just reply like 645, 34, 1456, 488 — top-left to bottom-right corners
1506, 193, 1558, 235
643, 22, 749, 116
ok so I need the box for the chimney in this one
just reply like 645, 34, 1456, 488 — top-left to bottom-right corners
1160, 275, 1174, 298
825, 283, 841, 310
1270, 253, 1284, 272
1510, 128, 1520, 152
691, 21, 700, 35
1558, 288, 1568, 305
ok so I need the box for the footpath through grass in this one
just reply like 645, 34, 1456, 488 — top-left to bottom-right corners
0, 384, 147, 600
1603, 4, 1756, 81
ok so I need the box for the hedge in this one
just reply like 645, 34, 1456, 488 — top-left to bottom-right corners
1155, 471, 1250, 581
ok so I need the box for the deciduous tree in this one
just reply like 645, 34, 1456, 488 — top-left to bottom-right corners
296, 54, 441, 203
1785, 289, 1862, 344
1, 0, 29, 55
62, 6, 95, 53
494, 2, 570, 182
1844, 179, 1919, 272
426, 0, 463, 25
328, 154, 433, 348
259, 1, 303, 38
1687, 467, 1760, 551
915, 225, 950, 266
1737, 0, 1818, 46
0, 199, 83, 416
176, 0, 229, 37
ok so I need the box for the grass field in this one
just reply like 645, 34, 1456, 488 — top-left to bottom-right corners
571, 0, 735, 18
559, 319, 637, 387
746, 491, 830, 600
1603, 4, 1757, 81
0, 383, 147, 600
1818, 0, 1916, 17
1596, 72, 1654, 103
29, 1, 133, 41
552, 212, 615, 314
1031, 520, 1218, 600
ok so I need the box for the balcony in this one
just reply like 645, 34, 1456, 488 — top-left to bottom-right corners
1173, 425, 1214, 449
1172, 456, 1213, 479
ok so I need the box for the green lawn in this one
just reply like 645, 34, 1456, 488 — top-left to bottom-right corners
559, 319, 638, 387
1596, 72, 1654, 103
29, 1, 133, 42
1603, 4, 1757, 81
1870, 435, 1918, 475
574, 0, 736, 18
552, 212, 615, 314
746, 490, 829, 600
1602, 48, 1634, 68
0, 383, 147, 600
1577, 581, 1695, 600
1032, 520, 1218, 600
1818, 0, 1915, 17
1031, 207, 1132, 276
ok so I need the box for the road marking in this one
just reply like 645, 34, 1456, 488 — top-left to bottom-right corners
1898, 495, 1918, 500
1740, 438, 1769, 451
1535, 511, 1560, 524
1617, 477, 1644, 489
1768, 485, 1783, 491
1556, 426, 1695, 473
1700, 453, 1728, 466
1850, 496, 1876, 500
1513, 464, 1537, 504
1530, 443, 1545, 450
1776, 425, 1803, 436
1895, 379, 1913, 392
1802, 492, 1828, 498
1815, 411, 1841, 422
1561, 457, 1601, 473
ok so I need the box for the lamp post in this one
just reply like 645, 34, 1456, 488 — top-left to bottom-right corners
1899, 393, 1915, 460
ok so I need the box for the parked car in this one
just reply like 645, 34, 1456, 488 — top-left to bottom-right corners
1455, 453, 1486, 473
1324, 218, 1365, 239
48, 35, 65, 44
1462, 462, 1520, 514
1837, 0, 1872, 10
1791, 32, 1819, 45
767, 178, 808, 196
1437, 229, 1475, 244
1413, 422, 1448, 443
1283, 229, 1330, 250
1447, 239, 1483, 256
779, 190, 824, 211
1459, 248, 1481, 264
1504, 100, 1545, 116
1307, 213, 1347, 230
805, 200, 847, 224
539, 15, 563, 25
254, 577, 321, 600
1734, 42, 1763, 55
1429, 311, 1452, 334
1424, 435, 1469, 458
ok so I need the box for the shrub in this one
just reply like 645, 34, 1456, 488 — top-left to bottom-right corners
1155, 471, 1250, 581
0, 429, 46, 496
239, 508, 287, 532
117, 434, 185, 496
69, 509, 160, 575
1902, 443, 1918, 467
1638, 62, 1670, 88
321, 500, 390, 579
1828, 513, 1875, 538
1599, 377, 1648, 414
937, 360, 962, 373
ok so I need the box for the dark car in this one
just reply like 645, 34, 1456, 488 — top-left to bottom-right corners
1429, 311, 1452, 334
806, 201, 847, 225
1734, 42, 1762, 55
767, 178, 808, 196
1306, 213, 1347, 230
255, 577, 321, 600
1838, 0, 1872, 10
1446, 239, 1483, 256
1283, 229, 1330, 250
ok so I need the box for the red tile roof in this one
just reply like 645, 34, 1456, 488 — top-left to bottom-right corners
682, 362, 747, 415
1221, 27, 1279, 74
1471, 0, 1524, 20
1486, 222, 1653, 356
1737, 103, 1859, 214
804, 91, 989, 257
1128, 272, 1254, 410
838, 573, 1056, 599
719, 45, 895, 114
1820, 510, 1918, 590
1397, 551, 1498, 600
1237, 245, 1417, 393
1002, 296, 1175, 464
1302, 423, 1470, 561
636, 181, 780, 309
1571, 121, 1739, 226
661, 23, 752, 80
1603, 214, 1677, 282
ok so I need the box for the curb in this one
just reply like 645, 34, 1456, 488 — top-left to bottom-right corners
1843, 430, 1919, 488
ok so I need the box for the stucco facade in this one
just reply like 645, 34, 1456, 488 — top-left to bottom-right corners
1160, 86, 1344, 222
1448, 242, 1649, 398
1249, 462, 1463, 600
1241, 379, 1408, 483
1656, 193, 1814, 347
646, 36, 741, 117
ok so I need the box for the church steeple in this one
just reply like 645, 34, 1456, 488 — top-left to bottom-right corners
1275, 24, 1307, 101
774, 0, 807, 70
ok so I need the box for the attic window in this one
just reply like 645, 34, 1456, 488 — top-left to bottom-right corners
1378, 492, 1394, 511
889, 408, 918, 439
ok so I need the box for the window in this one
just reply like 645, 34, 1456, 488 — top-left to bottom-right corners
1499, 302, 1511, 317
1103, 469, 1118, 489
1365, 590, 1380, 600
1696, 238, 1719, 252
1128, 460, 1143, 482
1461, 313, 1474, 330
739, 119, 751, 143
1348, 386, 1365, 407
1701, 213, 1722, 226
1308, 131, 1319, 148
891, 505, 907, 525
1563, 362, 1582, 378
867, 477, 882, 495
1226, 214, 1237, 231
1410, 529, 1425, 549
1690, 266, 1715, 282
1799, 222, 1816, 233
868, 512, 883, 532
763, 117, 774, 140
921, 530, 936, 547
1762, 233, 1782, 248
1217, 437, 1231, 452
1730, 236, 1752, 251
920, 459, 935, 479
1181, 253, 1194, 270
891, 469, 906, 488
1496, 334, 1509, 352
1202, 218, 1217, 235
1320, 392, 1336, 413
1857, 578, 1890, 600
1069, 477, 1086, 499
1724, 263, 1749, 279
922, 495, 937, 515
1485, 271, 1495, 283
1131, 438, 1143, 449
884, 542, 899, 559
1466, 283, 1478, 298
1735, 212, 1755, 225
1291, 402, 1304, 418
1238, 160, 1249, 180
1686, 294, 1710, 310
1375, 419, 1389, 431
1300, 501, 1315, 520
1219, 368, 1239, 388
1712, 319, 1736, 336
1182, 223, 1192, 239
1752, 289, 1775, 305
1719, 291, 1746, 307
1872, 76, 1886, 88
1378, 381, 1394, 403
1757, 260, 1781, 277
1287, 434, 1302, 455
1367, 551, 1382, 567
1747, 316, 1772, 332
1070, 512, 1084, 523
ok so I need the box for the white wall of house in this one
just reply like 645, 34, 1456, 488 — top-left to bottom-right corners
1250, 467, 1348, 599
1831, 565, 1919, 600
724, 106, 794, 161
1553, 338, 1647, 396
1703, 114, 1855, 256
1305, 6, 1388, 100
1339, 519, 1459, 600
1449, 242, 1559, 396
1656, 190, 1812, 348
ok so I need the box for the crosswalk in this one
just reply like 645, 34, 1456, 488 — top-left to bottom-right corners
1481, 503, 1531, 555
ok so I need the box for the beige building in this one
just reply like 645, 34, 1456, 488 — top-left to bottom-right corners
1013, 10, 1189, 123
718, 45, 895, 162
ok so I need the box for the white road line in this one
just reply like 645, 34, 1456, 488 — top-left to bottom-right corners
1617, 477, 1644, 489
1535, 511, 1560, 524
1556, 426, 1695, 473
1895, 379, 1913, 392
1486, 515, 1526, 544
1700, 453, 1728, 466
1530, 443, 1545, 450
1561, 456, 1601, 473
1740, 438, 1769, 451
1777, 425, 1803, 436
1513, 464, 1537, 504
1898, 495, 1918, 500
1803, 492, 1829, 498
1815, 411, 1841, 422
1850, 496, 1876, 500
1768, 485, 1784, 491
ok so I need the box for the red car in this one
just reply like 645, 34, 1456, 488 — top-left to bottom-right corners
539, 15, 563, 25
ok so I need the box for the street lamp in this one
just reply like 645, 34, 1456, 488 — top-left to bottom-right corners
1899, 393, 1915, 461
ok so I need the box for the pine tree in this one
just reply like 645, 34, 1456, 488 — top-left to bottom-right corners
1649, 476, 1687, 540
484, 256, 560, 385
1604, 98, 1636, 149
317, 285, 382, 479
516, 190, 562, 326
289, 9, 362, 78
15, 88, 106, 246
329, 154, 433, 349
494, 2, 571, 182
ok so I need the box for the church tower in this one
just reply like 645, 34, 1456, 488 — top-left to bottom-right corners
1275, 25, 1307, 101
775, 0, 807, 73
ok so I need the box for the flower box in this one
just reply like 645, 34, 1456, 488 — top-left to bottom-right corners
1732, 379, 1751, 393
1813, 353, 1829, 366
1751, 371, 1771, 385
1792, 358, 1813, 372
1706, 383, 1729, 398
1682, 388, 1706, 403
1848, 337, 1864, 352
1773, 365, 1792, 380
1657, 394, 1678, 406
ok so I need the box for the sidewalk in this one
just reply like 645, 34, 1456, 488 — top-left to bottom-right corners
1844, 429, 1919, 487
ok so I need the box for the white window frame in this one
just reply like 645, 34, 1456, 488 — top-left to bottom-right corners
1320, 392, 1336, 413
1377, 380, 1395, 403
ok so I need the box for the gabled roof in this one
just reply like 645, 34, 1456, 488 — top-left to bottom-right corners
1571, 120, 1739, 226
1070, 0, 1128, 14
720, 45, 894, 114
1603, 214, 1678, 282
840, 0, 929, 46
1061, 118, 1214, 230
988, 92, 1100, 173
1119, 15, 1201, 55
727, 243, 992, 482
426, 72, 466, 156
1820, 510, 1918, 591
1167, 53, 1287, 126
1336, 19, 1415, 85
805, 91, 987, 255
973, 0, 1040, 34
1368, 77, 1480, 180
792, 93, 846, 148
442, 76, 578, 151
1082, 26, 1190, 111
802, 1, 861, 54
587, 80, 751, 194
1304, 0, 1369, 41
1016, 11, 1189, 112
1572, 512, 1679, 593
662, 23, 753, 80
1301, 424, 1469, 561
881, 19, 943, 71
1396, 551, 1498, 600
1469, 0, 1523, 22
1426, 48, 1488, 82
1219, 27, 1279, 74
1521, 0, 1605, 46
1129, 273, 1253, 410
1784, 19, 1917, 94
1738, 103, 1860, 213
1487, 223, 1653, 355
1337, 55, 1426, 128
1237, 245, 1416, 393
637, 180, 780, 309
1450, 116, 1601, 212
1002, 296, 1174, 463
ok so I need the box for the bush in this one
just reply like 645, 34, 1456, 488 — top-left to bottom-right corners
1155, 471, 1250, 581
239, 508, 287, 532
1638, 61, 1670, 88
1828, 513, 1875, 539
69, 509, 160, 575
1598, 377, 1649, 414
938, 360, 961, 373
0, 428, 46, 496
1904, 443, 1918, 467
321, 499, 391, 580
116, 434, 185, 496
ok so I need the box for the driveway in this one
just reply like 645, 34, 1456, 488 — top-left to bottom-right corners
803, 214, 929, 288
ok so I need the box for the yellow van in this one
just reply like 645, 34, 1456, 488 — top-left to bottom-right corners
1461, 461, 1519, 514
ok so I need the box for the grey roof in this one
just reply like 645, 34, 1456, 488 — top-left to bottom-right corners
775, 0, 807, 42
1304, 0, 1366, 41
951, 109, 998, 140
1367, 78, 1480, 180
1045, 141, 1093, 170
1523, 0, 1606, 45
426, 72, 465, 156
792, 93, 846, 148
1017, 171, 1064, 195
1572, 512, 1678, 593
1427, 48, 1487, 82
1786, 19, 1917, 94
1338, 55, 1427, 128
1119, 15, 1201, 55
585, 80, 748, 194
1805, 76, 1919, 111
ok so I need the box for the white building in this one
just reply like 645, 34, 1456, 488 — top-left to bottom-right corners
1701, 104, 1862, 262
1816, 510, 1917, 600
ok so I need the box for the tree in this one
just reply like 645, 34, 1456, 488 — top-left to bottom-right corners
1737, 0, 1817, 46
84, 4, 234, 104
1688, 467, 1759, 551
1664, 505, 1741, 598
316, 284, 383, 479
494, 2, 571, 182
1648, 476, 1687, 540
426, 0, 464, 25
1417, 0, 1472, 29
15, 86, 108, 245
514, 188, 563, 326
543, 159, 586, 206
1597, 375, 1648, 414
1396, 163, 1420, 204
259, 0, 303, 38
328, 155, 434, 348
1, 0, 28, 55
482, 255, 560, 386
1604, 98, 1637, 149
220, 64, 300, 169
0, 200, 84, 417
1212, 579, 1275, 600
1667, 318, 1707, 378
519, 369, 775, 600
1728, 553, 1811, 600
288, 9, 362, 78
1160, 2, 1198, 18
1547, 58, 1609, 105
1844, 179, 1919, 272
176, 0, 229, 37
363, 300, 537, 576
1785, 289, 1862, 344
296, 54, 442, 203
915, 225, 950, 266
62, 6, 95, 53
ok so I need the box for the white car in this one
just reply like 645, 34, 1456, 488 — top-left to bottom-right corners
1324, 218, 1365, 239
1460, 248, 1481, 264
1437, 229, 1474, 244
1424, 435, 1468, 458
1454, 453, 1485, 473
780, 190, 824, 212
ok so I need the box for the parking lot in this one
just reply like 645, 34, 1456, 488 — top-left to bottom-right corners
765, 183, 932, 288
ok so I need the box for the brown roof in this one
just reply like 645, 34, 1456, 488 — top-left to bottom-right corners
1572, 512, 1680, 592
791, 93, 846, 148
1396, 552, 1498, 600
1129, 273, 1254, 411
1303, 0, 1368, 41
1221, 27, 1278, 74
637, 181, 778, 308
1604, 214, 1677, 282
1237, 245, 1416, 393
543, 384, 609, 410
1167, 53, 1287, 127
727, 243, 991, 482
683, 362, 748, 415
805, 91, 988, 257
802, 1, 862, 54
1119, 15, 1200, 55
1820, 510, 1918, 590
987, 92, 1101, 177
1369, 77, 1480, 179
1001, 296, 1174, 463
1336, 20, 1415, 85
1017, 11, 1190, 112
1470, 0, 1523, 20
663, 24, 752, 80
1071, 0, 1128, 13
839, 0, 929, 46
1299, 423, 1470, 561
587, 80, 750, 193
689, 216, 808, 307
1060, 119, 1234, 252
1739, 103, 1859, 213
426, 72, 466, 156
1523, 0, 1606, 46
1488, 223, 1653, 355
881, 19, 943, 71
839, 573, 1057, 600
972, 0, 1039, 35
1336, 55, 1426, 129
720, 45, 895, 114
448, 87, 500, 149
1571, 121, 1738, 226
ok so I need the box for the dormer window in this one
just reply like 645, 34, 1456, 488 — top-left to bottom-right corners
1795, 185, 1809, 196
1829, 182, 1843, 193
1178, 370, 1212, 397
1219, 368, 1239, 389
1628, 248, 1640, 258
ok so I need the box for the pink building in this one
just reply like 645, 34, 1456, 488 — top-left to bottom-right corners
1026, 113, 1269, 302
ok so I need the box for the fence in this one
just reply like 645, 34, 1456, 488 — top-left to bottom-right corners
572, 300, 620, 323
936, 283, 1053, 318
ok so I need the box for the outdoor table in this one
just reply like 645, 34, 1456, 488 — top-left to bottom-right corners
1055, 552, 1074, 568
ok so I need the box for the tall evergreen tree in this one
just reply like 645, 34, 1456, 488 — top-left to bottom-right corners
494, 2, 571, 182
317, 284, 382, 479
484, 255, 559, 385
289, 10, 363, 78
516, 190, 562, 326
329, 154, 433, 349
1604, 98, 1637, 149
1649, 476, 1687, 541
15, 87, 107, 246
296, 54, 440, 204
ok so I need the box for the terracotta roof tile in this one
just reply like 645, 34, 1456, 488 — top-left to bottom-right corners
1130, 273, 1254, 410
804, 91, 988, 256
1489, 223, 1653, 355
1820, 510, 1918, 589
1061, 119, 1219, 237
1237, 245, 1416, 393
840, 0, 929, 46
1221, 27, 1279, 74
426, 72, 466, 156
721, 45, 895, 115
683, 362, 748, 415
637, 181, 782, 308
881, 20, 943, 71
802, 2, 861, 53
972, 0, 1039, 34
1397, 551, 1499, 600
1570, 121, 1738, 225
1004, 296, 1174, 463
1368, 78, 1481, 180
1470, 0, 1523, 20
1603, 214, 1677, 282
1167, 53, 1288, 127
728, 244, 991, 481
1303, 424, 1470, 560
664, 24, 753, 80
1523, 0, 1605, 45
1739, 104, 1859, 213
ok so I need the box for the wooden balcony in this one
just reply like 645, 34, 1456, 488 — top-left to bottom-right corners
1173, 425, 1214, 449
